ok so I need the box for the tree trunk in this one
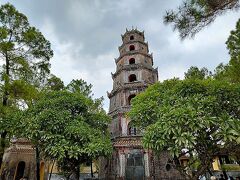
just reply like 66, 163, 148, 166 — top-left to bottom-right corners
223, 170, 228, 179
75, 164, 80, 180
48, 160, 55, 180
3, 53, 10, 107
0, 54, 10, 168
90, 160, 93, 178
0, 131, 7, 168
36, 146, 40, 180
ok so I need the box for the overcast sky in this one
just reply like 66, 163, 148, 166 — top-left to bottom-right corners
1, 0, 239, 110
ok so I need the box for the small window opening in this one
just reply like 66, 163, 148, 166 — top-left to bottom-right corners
128, 94, 136, 105
129, 58, 135, 64
128, 127, 137, 135
128, 121, 137, 135
128, 74, 137, 82
130, 35, 134, 40
129, 45, 135, 51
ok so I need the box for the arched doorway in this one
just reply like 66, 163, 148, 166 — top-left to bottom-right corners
125, 151, 145, 180
14, 161, 25, 180
40, 162, 45, 180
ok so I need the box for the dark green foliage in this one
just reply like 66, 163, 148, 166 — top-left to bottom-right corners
214, 19, 240, 83
0, 3, 53, 86
21, 89, 112, 178
185, 66, 211, 80
0, 3, 53, 165
227, 19, 240, 59
66, 79, 93, 97
225, 18, 240, 83
164, 0, 239, 39
129, 79, 240, 179
47, 74, 64, 91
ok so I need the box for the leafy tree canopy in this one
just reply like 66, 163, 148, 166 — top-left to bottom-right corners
20, 86, 112, 177
66, 79, 93, 97
184, 66, 211, 80
0, 3, 53, 86
129, 79, 240, 179
213, 19, 240, 83
46, 74, 64, 91
225, 18, 240, 82
0, 3, 53, 166
164, 0, 239, 39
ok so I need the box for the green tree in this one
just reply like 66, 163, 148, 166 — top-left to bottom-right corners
225, 18, 240, 83
47, 74, 64, 91
0, 3, 53, 166
164, 0, 239, 39
213, 63, 229, 80
185, 66, 211, 80
129, 79, 240, 180
66, 79, 93, 97
214, 19, 240, 83
21, 86, 112, 179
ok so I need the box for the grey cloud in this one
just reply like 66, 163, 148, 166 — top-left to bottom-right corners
1, 0, 239, 110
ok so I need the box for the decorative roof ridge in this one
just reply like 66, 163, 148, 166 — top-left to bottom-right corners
121, 28, 144, 41
118, 40, 147, 50
115, 52, 153, 64
108, 81, 150, 98
112, 64, 157, 79
121, 28, 144, 37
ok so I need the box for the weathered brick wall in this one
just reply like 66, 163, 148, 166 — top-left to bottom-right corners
150, 151, 183, 180
122, 31, 144, 44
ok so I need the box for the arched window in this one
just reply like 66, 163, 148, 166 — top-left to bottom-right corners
129, 45, 135, 51
128, 94, 136, 105
15, 161, 25, 180
129, 126, 137, 135
129, 58, 135, 64
130, 35, 134, 40
128, 74, 137, 82
128, 121, 137, 135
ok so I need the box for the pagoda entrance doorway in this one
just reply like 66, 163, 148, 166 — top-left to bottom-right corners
125, 151, 145, 180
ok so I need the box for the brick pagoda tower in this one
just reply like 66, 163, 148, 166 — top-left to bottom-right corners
103, 28, 158, 179
99, 28, 182, 180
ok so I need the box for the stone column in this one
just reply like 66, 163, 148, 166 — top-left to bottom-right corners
119, 153, 125, 178
144, 151, 150, 178
121, 118, 128, 136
